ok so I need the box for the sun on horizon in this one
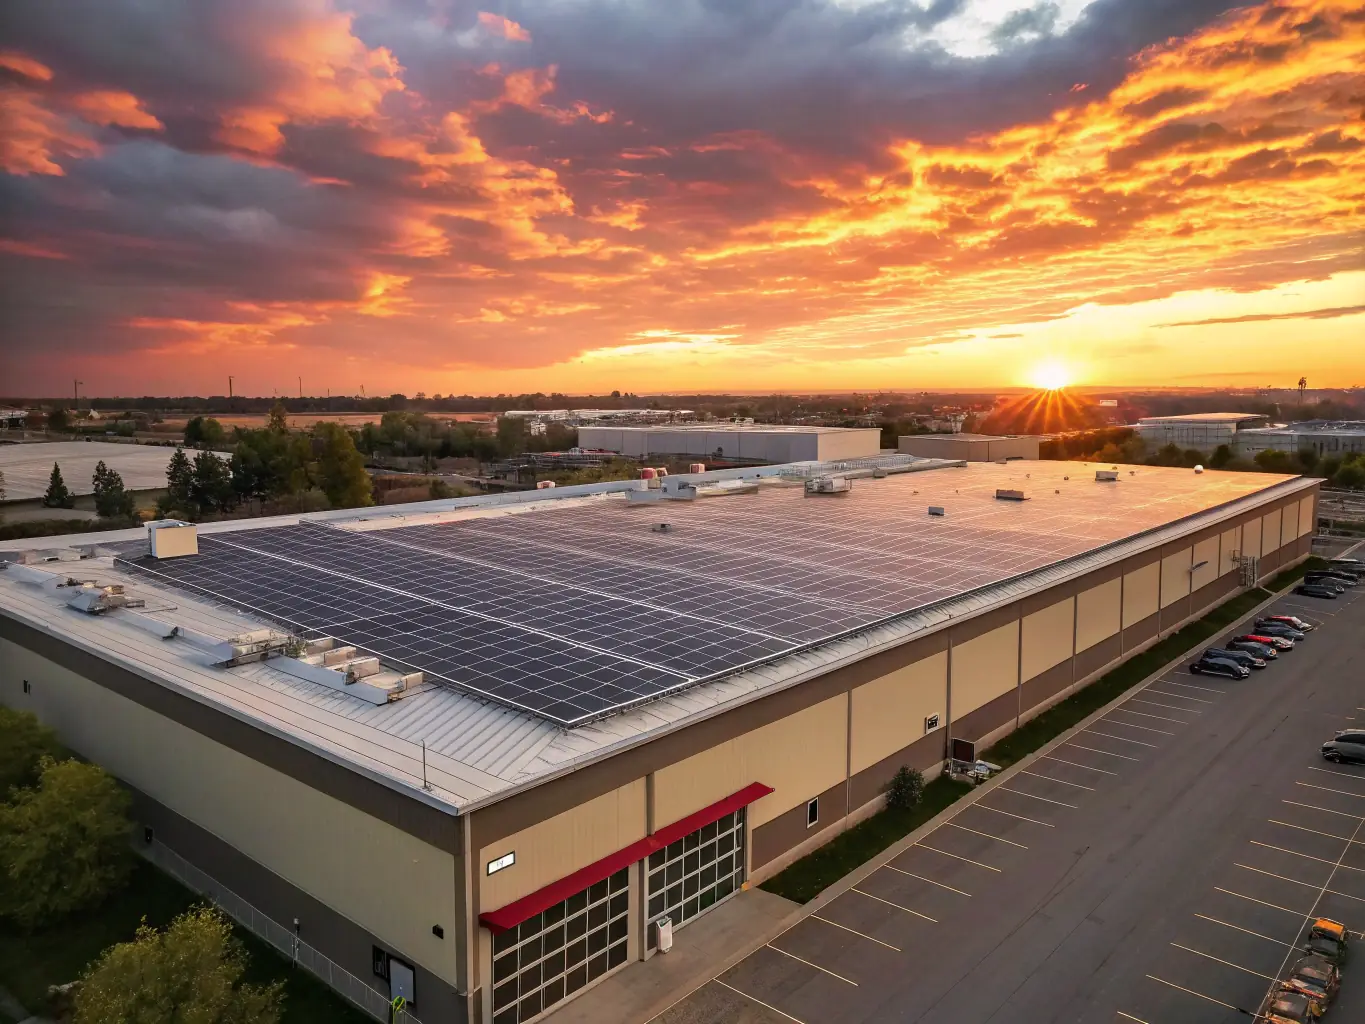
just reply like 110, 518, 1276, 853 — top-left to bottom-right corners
1029, 361, 1072, 391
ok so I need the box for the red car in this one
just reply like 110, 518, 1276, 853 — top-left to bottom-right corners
1240, 633, 1295, 651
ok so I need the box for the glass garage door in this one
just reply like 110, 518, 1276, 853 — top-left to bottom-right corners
491, 868, 629, 1024
645, 807, 746, 952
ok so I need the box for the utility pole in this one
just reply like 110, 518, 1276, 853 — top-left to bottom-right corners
228, 375, 234, 399
298, 376, 302, 399
73, 379, 82, 409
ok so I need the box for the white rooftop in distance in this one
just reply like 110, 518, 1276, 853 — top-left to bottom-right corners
1137, 413, 1268, 424
0, 441, 218, 501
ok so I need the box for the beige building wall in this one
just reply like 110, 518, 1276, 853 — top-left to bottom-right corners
1191, 536, 1219, 591
1280, 505, 1298, 548
1261, 509, 1283, 555
0, 640, 459, 983
1298, 496, 1315, 536
1160, 548, 1192, 608
1219, 527, 1241, 576
479, 780, 646, 910
1122, 562, 1160, 625
1021, 598, 1075, 681
950, 621, 1020, 720
849, 652, 947, 776
1242, 517, 1262, 563
653, 694, 847, 830
1075, 578, 1121, 652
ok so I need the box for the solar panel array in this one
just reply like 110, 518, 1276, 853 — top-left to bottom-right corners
116, 464, 1281, 726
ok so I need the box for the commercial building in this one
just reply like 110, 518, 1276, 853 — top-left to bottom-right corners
577, 423, 881, 464
1234, 421, 1365, 460
0, 440, 211, 504
0, 460, 1317, 1024
1134, 413, 1269, 453
897, 433, 1039, 461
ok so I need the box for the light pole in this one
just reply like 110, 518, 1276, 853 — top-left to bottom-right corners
228, 376, 234, 399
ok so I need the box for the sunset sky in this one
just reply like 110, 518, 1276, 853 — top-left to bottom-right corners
2, 0, 1362, 397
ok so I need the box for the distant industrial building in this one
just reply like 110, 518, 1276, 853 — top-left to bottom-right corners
898, 433, 1039, 462
0, 441, 214, 504
1134, 413, 1269, 453
0, 408, 28, 429
578, 423, 881, 463
1, 460, 1316, 1023
1234, 421, 1365, 460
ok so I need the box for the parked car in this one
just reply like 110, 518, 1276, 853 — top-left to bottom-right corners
1241, 632, 1295, 651
1307, 570, 1358, 587
1326, 557, 1362, 579
1283, 954, 1339, 1010
1254, 621, 1307, 641
1189, 655, 1251, 679
1295, 584, 1341, 600
1204, 647, 1266, 670
1301, 576, 1347, 594
1262, 987, 1318, 1024
1228, 637, 1280, 659
1302, 918, 1349, 967
1322, 730, 1365, 764
1263, 614, 1315, 632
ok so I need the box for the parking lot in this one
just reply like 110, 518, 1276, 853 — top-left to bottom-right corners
655, 571, 1365, 1024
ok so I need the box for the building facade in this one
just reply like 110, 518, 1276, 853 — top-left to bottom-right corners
0, 465, 1317, 1024
897, 433, 1040, 461
576, 424, 881, 464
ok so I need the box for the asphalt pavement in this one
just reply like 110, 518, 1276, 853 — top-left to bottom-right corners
653, 576, 1365, 1024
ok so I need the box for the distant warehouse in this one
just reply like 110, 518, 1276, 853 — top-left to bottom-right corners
1134, 412, 1270, 454
0, 460, 1318, 1024
577, 422, 882, 464
1234, 420, 1365, 460
898, 433, 1039, 461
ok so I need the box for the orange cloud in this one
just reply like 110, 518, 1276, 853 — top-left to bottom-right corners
477, 12, 531, 43
0, 87, 99, 175
67, 90, 163, 130
0, 52, 53, 81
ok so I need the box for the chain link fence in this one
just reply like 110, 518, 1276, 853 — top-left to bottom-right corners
143, 842, 420, 1023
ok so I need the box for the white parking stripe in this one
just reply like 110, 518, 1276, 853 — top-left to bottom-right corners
1116, 1012, 1151, 1023
1297, 781, 1365, 800
850, 887, 938, 922
765, 943, 858, 986
1193, 913, 1292, 947
1084, 728, 1159, 747
1282, 799, 1365, 821
881, 863, 973, 895
1144, 688, 1215, 705
1214, 887, 1306, 918
1065, 742, 1140, 762
916, 843, 1001, 872
1042, 754, 1118, 775
1234, 863, 1365, 903
1161, 679, 1226, 694
1111, 707, 1187, 725
1169, 942, 1276, 980
1306, 766, 1365, 783
713, 979, 806, 1024
1129, 697, 1202, 715
1267, 819, 1365, 845
1020, 769, 1096, 791
942, 821, 1028, 848
968, 803, 1054, 828
1146, 975, 1243, 1011
996, 787, 1078, 809
810, 914, 901, 951
1250, 839, 1365, 872
1101, 717, 1177, 735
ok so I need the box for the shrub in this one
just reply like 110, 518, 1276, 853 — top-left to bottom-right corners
0, 707, 62, 795
885, 766, 924, 811
0, 758, 134, 929
74, 906, 283, 1024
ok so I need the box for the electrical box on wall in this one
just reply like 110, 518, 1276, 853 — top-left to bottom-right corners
656, 916, 674, 953
925, 714, 940, 732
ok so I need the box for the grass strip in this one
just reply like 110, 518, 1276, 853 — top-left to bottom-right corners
0, 860, 369, 1022
761, 556, 1327, 904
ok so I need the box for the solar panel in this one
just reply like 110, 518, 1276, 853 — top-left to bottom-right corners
116, 464, 1283, 726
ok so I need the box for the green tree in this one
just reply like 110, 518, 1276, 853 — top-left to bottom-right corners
74, 906, 283, 1024
1296, 448, 1319, 474
42, 462, 74, 508
1334, 461, 1365, 490
0, 707, 62, 796
190, 451, 235, 516
47, 408, 71, 432
161, 447, 194, 518
184, 416, 226, 448
1209, 444, 1233, 469
266, 401, 289, 433
0, 758, 133, 928
312, 422, 372, 508
1254, 449, 1298, 474
885, 766, 925, 811
92, 461, 136, 519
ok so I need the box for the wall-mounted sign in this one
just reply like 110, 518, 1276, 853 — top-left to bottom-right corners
924, 714, 941, 733
487, 851, 516, 875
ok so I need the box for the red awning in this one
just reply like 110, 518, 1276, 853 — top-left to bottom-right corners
479, 781, 773, 934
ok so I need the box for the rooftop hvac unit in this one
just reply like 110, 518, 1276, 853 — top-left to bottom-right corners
688, 462, 706, 474
639, 467, 657, 480
995, 488, 1027, 501
928, 506, 946, 516
1095, 469, 1119, 482
536, 480, 556, 489
805, 476, 852, 495
147, 521, 198, 559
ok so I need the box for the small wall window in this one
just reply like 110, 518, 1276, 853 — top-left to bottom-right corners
806, 798, 819, 829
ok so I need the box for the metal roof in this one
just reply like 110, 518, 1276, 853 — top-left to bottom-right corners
0, 461, 1313, 814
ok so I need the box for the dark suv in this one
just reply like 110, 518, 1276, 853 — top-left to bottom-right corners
1190, 654, 1251, 679
1322, 731, 1365, 764
1254, 620, 1307, 641
1228, 637, 1279, 659
1205, 647, 1266, 670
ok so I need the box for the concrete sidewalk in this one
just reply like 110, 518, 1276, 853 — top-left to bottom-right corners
541, 886, 797, 1024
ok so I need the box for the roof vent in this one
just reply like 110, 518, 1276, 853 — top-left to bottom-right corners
805, 476, 852, 496
1194, 465, 1204, 474
651, 522, 673, 533
1096, 469, 1119, 482
536, 480, 556, 489
995, 488, 1027, 501
928, 506, 946, 516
